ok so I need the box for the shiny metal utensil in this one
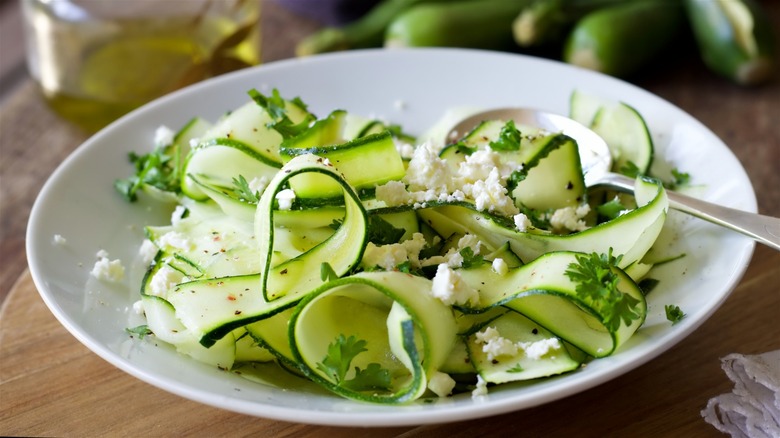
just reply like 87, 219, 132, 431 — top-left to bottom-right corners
447, 108, 780, 251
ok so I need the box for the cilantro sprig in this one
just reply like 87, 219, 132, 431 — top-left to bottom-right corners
564, 249, 642, 332
316, 334, 391, 392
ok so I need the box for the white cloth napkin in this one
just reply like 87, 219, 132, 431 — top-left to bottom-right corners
702, 350, 780, 437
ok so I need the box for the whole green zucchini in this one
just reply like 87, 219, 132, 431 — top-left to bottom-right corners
296, 0, 451, 56
384, 0, 535, 49
562, 0, 685, 78
684, 0, 775, 85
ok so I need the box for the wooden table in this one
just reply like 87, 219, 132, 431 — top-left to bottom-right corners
2, 1, 779, 436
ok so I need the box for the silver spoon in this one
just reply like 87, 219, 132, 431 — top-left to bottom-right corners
447, 108, 780, 251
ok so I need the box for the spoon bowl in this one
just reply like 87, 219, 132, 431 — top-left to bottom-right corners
447, 108, 780, 251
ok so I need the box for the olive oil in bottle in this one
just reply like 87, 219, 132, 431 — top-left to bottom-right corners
22, 0, 260, 132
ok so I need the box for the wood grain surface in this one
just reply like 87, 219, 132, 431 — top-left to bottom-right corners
1, 0, 779, 436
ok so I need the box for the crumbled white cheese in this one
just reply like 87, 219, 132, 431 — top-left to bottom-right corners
275, 188, 296, 211
463, 168, 519, 217
513, 213, 532, 232
154, 125, 175, 147
427, 371, 456, 398
170, 205, 187, 226
138, 239, 158, 266
549, 203, 591, 232
519, 338, 562, 360
431, 263, 479, 306
361, 233, 427, 270
458, 148, 516, 183
147, 265, 184, 297
475, 326, 519, 361
492, 258, 508, 275
375, 180, 410, 206
393, 138, 416, 160
91, 251, 125, 283
53, 234, 67, 245
404, 141, 456, 193
472, 374, 488, 398
158, 231, 192, 251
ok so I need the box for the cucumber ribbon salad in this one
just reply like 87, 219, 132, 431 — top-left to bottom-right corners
118, 88, 680, 403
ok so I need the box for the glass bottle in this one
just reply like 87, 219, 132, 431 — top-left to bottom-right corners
21, 0, 261, 132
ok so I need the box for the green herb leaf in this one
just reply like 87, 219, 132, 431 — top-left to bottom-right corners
564, 249, 642, 332
664, 168, 691, 190
489, 120, 523, 151
115, 148, 180, 202
232, 175, 260, 203
315, 334, 391, 392
341, 363, 392, 391
248, 88, 316, 139
126, 325, 153, 339
665, 304, 685, 325
367, 215, 406, 245
619, 161, 641, 178
459, 246, 484, 269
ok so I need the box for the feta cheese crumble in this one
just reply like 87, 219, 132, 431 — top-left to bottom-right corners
513, 213, 532, 232
549, 204, 591, 232
475, 326, 519, 361
430, 263, 479, 306
472, 374, 488, 398
154, 125, 175, 147
170, 205, 187, 226
138, 239, 158, 266
361, 233, 427, 270
91, 250, 125, 283
53, 234, 67, 245
147, 264, 184, 297
275, 188, 296, 211
492, 258, 508, 275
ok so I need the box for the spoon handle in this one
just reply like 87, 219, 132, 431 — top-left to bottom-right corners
598, 172, 780, 251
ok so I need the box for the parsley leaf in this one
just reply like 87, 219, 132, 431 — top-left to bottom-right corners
489, 120, 523, 151
115, 148, 179, 202
126, 325, 153, 339
232, 175, 260, 203
248, 88, 316, 139
564, 249, 642, 333
664, 168, 691, 190
665, 304, 685, 325
316, 335, 391, 391
459, 246, 484, 269
367, 215, 406, 245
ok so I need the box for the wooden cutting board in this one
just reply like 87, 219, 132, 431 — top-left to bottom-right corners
2, 246, 779, 436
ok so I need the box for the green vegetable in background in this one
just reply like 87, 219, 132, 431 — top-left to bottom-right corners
384, 0, 535, 49
563, 0, 685, 78
684, 0, 775, 85
296, 0, 451, 56
512, 0, 626, 48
